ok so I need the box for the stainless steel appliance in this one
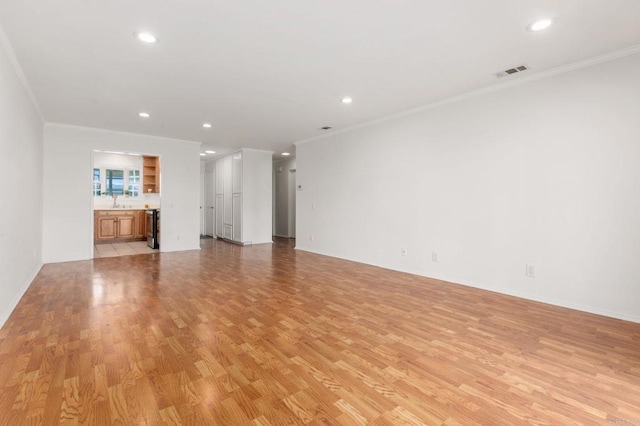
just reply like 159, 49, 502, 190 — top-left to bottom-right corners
146, 209, 159, 249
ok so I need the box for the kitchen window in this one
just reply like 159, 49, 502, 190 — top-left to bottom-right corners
128, 170, 140, 197
106, 169, 124, 195
92, 168, 101, 196
93, 168, 141, 197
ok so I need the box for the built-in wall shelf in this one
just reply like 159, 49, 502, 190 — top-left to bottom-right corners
142, 156, 160, 194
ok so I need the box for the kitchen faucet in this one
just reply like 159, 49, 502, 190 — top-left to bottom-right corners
112, 194, 119, 208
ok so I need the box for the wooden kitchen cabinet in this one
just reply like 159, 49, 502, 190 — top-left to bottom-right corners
135, 210, 146, 238
117, 215, 135, 238
95, 215, 117, 240
94, 210, 146, 243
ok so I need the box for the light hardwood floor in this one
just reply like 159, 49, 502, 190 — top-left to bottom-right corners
0, 238, 639, 424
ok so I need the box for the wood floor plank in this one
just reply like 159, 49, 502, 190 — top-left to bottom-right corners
1, 237, 640, 424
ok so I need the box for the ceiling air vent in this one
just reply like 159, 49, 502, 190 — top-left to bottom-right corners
496, 65, 529, 78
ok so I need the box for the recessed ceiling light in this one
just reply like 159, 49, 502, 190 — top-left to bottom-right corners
282, 152, 291, 156
527, 19, 552, 32
200, 153, 206, 156
202, 123, 212, 128
341, 97, 353, 104
320, 126, 333, 130
205, 150, 216, 154
138, 112, 150, 118
135, 32, 157, 43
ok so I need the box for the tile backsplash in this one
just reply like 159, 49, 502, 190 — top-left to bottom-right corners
93, 192, 161, 209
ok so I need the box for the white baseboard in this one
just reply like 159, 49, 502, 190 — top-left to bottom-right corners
0, 263, 43, 329
294, 246, 640, 324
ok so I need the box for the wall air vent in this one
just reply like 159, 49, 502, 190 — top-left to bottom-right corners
496, 65, 529, 78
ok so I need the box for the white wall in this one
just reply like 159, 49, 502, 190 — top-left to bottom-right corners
93, 151, 142, 170
94, 192, 161, 210
242, 149, 273, 244
43, 124, 201, 262
296, 51, 640, 323
0, 29, 43, 326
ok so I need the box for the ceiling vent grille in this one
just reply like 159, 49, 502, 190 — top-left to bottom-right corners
496, 65, 529, 78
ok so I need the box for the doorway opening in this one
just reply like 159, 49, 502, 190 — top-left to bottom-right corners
273, 157, 296, 239
92, 150, 161, 258
203, 169, 215, 237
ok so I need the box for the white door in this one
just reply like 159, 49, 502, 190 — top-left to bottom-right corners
232, 193, 242, 242
205, 170, 215, 236
200, 171, 205, 235
215, 195, 224, 238
215, 159, 224, 238
289, 169, 296, 238
223, 156, 233, 231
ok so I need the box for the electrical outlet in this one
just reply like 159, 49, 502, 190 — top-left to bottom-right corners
401, 247, 407, 256
526, 264, 535, 278
432, 252, 439, 263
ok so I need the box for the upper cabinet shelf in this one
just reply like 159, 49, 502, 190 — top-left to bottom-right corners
142, 156, 160, 194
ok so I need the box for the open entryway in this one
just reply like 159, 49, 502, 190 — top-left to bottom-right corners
204, 170, 215, 236
92, 150, 161, 259
273, 157, 296, 239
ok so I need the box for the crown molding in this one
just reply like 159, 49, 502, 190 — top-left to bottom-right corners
46, 122, 203, 146
296, 44, 640, 147
0, 23, 44, 122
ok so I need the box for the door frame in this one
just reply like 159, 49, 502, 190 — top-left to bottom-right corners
204, 169, 215, 237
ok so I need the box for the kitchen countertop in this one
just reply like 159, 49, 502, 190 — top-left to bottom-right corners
94, 207, 160, 211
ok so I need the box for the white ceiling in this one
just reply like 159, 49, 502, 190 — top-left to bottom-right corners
1, 1, 640, 158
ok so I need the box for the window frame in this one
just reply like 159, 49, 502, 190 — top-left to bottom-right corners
92, 168, 101, 196
93, 167, 142, 197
